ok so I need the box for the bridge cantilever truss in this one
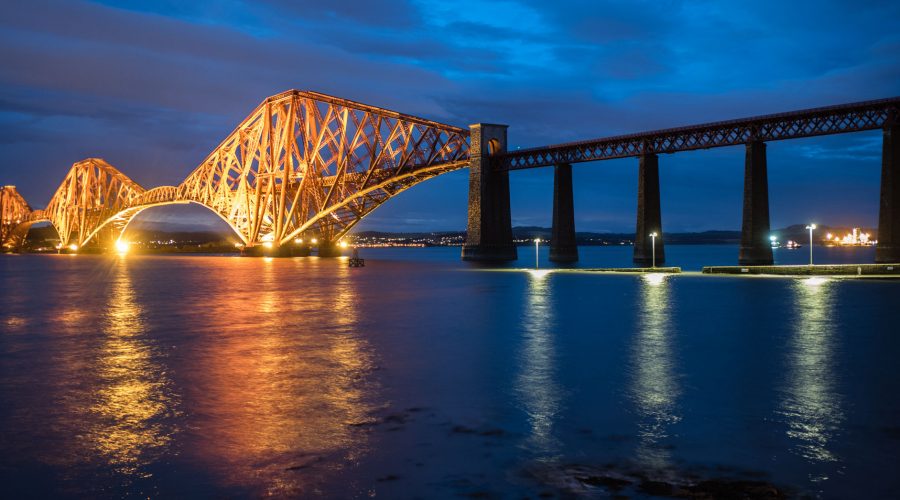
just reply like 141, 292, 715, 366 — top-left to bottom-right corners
1, 90, 470, 250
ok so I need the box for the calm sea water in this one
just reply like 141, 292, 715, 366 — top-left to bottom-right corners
1, 245, 899, 498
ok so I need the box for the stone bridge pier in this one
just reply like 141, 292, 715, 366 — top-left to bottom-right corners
462, 124, 517, 261
739, 141, 774, 265
633, 153, 664, 265
550, 163, 578, 263
877, 117, 900, 263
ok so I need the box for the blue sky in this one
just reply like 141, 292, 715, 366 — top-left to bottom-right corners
1, 0, 898, 232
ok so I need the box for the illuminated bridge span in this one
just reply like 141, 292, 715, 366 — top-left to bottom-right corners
0, 90, 470, 254
2, 92, 899, 264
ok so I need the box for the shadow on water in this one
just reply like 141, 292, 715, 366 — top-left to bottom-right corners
629, 273, 682, 472
515, 269, 562, 460
779, 277, 845, 487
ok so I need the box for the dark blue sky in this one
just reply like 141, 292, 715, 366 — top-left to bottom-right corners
1, 0, 898, 232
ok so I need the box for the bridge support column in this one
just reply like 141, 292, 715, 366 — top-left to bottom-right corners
739, 141, 774, 265
462, 124, 517, 262
550, 163, 578, 263
317, 240, 342, 258
877, 119, 900, 263
633, 154, 664, 265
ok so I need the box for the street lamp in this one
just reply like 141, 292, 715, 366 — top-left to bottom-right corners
534, 238, 540, 269
649, 232, 658, 268
805, 224, 816, 266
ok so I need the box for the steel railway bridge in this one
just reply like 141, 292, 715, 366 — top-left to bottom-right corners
2, 91, 899, 264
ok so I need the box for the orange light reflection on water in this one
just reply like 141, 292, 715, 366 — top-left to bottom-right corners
181, 257, 376, 496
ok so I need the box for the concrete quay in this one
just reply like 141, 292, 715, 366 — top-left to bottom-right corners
579, 267, 681, 274
702, 263, 900, 276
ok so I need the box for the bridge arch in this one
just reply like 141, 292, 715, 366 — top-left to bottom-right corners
91, 200, 247, 249
3, 218, 63, 252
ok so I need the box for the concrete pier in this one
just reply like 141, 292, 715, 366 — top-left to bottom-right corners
633, 153, 664, 265
550, 163, 578, 262
462, 124, 517, 262
317, 240, 342, 257
739, 141, 774, 265
877, 119, 900, 263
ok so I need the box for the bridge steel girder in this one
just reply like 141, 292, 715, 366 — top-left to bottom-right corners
1, 186, 32, 250
498, 97, 900, 170
462, 124, 517, 262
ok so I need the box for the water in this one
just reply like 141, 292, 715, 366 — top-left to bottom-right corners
1, 245, 899, 498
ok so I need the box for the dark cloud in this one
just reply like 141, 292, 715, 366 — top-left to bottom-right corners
0, 0, 897, 231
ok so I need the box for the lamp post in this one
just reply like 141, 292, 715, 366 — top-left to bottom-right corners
649, 232, 658, 268
805, 224, 816, 266
534, 238, 540, 269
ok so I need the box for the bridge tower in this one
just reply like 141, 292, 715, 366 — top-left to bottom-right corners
462, 124, 517, 261
877, 114, 900, 263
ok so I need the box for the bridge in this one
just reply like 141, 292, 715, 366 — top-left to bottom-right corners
1, 91, 898, 264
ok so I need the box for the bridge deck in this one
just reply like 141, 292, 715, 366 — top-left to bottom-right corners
498, 96, 900, 170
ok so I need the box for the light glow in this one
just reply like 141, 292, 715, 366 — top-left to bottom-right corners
339, 241, 348, 248
115, 240, 130, 254
68, 244, 78, 252
642, 272, 666, 286
262, 241, 273, 249
802, 277, 829, 287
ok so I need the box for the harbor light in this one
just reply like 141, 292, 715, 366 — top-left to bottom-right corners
534, 238, 540, 269
311, 238, 318, 245
262, 241, 273, 249
339, 241, 348, 248
805, 224, 816, 266
294, 238, 303, 244
68, 244, 78, 252
649, 232, 658, 268
114, 240, 130, 254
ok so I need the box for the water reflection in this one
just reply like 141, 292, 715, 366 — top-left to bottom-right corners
90, 258, 179, 477
515, 270, 561, 458
184, 258, 376, 495
629, 273, 680, 469
780, 278, 844, 471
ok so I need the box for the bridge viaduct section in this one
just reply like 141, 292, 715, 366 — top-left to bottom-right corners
463, 97, 900, 265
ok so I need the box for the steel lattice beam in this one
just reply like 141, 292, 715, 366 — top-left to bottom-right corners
499, 97, 900, 170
